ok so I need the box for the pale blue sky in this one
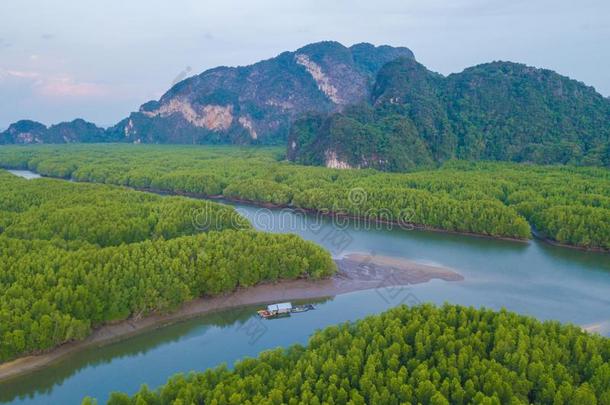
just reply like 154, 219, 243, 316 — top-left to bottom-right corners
0, 0, 608, 129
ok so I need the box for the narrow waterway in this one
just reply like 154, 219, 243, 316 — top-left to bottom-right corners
2, 170, 609, 404
5, 170, 41, 180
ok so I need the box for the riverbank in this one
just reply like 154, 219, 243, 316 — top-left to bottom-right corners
0, 253, 462, 382
96, 185, 610, 252
2, 168, 532, 244
583, 320, 610, 336
130, 186, 533, 244
143, 186, 610, 252
3, 163, 609, 253
530, 227, 609, 253
8, 166, 608, 252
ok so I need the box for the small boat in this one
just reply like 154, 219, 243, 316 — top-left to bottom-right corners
291, 304, 315, 313
257, 309, 290, 319
258, 302, 315, 319
258, 302, 293, 319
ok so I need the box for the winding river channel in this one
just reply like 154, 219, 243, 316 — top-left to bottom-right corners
1, 170, 609, 404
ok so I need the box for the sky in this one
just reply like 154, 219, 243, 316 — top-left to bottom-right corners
0, 0, 608, 130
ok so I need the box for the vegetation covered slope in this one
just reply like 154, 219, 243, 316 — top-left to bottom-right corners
288, 58, 610, 170
0, 170, 335, 362
0, 119, 110, 145
96, 304, 610, 405
1, 145, 608, 249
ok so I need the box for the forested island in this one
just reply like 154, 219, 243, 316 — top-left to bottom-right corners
0, 170, 335, 362
93, 304, 610, 405
0, 144, 607, 250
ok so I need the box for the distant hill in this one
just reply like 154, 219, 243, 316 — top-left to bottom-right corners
106, 41, 414, 144
288, 58, 610, 169
0, 119, 109, 144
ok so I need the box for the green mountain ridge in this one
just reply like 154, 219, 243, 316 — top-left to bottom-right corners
288, 57, 610, 170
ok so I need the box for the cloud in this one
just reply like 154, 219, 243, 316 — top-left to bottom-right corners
0, 69, 109, 98
41, 33, 55, 40
5, 69, 41, 79
38, 77, 109, 98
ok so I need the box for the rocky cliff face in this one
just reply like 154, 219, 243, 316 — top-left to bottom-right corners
107, 41, 414, 144
0, 119, 109, 144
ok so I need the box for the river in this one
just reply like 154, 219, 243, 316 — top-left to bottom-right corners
2, 170, 610, 404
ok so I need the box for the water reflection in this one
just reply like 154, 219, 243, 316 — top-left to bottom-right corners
5, 170, 41, 180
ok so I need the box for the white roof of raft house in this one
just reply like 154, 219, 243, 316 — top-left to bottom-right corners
267, 302, 292, 312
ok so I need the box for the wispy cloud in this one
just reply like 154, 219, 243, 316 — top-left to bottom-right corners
0, 68, 109, 98
5, 69, 41, 79
39, 77, 109, 97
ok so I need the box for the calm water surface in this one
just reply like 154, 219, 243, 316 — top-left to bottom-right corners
6, 170, 41, 180
1, 170, 609, 404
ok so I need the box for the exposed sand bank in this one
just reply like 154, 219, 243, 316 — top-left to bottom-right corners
0, 253, 462, 382
583, 320, 610, 336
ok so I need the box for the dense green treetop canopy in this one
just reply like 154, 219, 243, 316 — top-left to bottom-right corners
1, 145, 607, 249
0, 170, 248, 248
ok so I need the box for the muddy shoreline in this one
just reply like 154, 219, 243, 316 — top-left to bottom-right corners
530, 227, 609, 253
0, 254, 462, 382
